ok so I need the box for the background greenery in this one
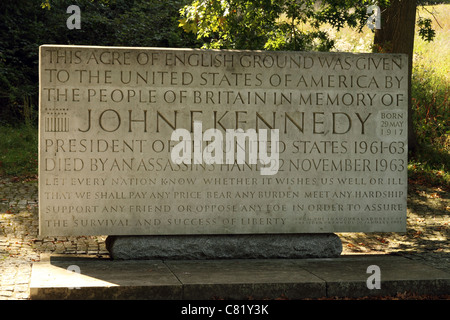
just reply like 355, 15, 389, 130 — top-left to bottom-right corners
0, 1, 448, 190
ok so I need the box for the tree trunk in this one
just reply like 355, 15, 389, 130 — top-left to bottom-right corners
374, 0, 418, 154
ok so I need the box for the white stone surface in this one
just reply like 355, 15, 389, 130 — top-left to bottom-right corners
39, 45, 408, 235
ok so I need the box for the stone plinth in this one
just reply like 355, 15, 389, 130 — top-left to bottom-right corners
105, 234, 342, 260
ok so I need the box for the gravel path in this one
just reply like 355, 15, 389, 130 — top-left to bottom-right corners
0, 177, 448, 299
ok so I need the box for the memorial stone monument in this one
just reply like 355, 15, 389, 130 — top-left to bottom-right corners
39, 45, 408, 259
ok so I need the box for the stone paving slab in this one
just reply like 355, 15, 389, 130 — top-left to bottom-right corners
30, 256, 182, 300
165, 259, 326, 300
29, 255, 450, 300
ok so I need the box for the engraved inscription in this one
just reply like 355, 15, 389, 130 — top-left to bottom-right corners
39, 46, 408, 235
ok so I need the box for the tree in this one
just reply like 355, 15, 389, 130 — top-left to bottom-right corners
374, 0, 417, 152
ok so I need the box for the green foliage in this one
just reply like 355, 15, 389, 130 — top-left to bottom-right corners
0, 125, 38, 177
408, 147, 450, 190
417, 17, 436, 42
179, 0, 388, 50
0, 0, 46, 125
409, 5, 450, 188
180, 0, 283, 49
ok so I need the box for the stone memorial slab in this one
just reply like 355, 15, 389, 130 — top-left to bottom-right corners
39, 45, 408, 236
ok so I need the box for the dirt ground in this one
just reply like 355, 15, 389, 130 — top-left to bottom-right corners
339, 179, 449, 275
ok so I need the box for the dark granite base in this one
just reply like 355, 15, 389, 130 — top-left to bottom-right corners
105, 234, 342, 260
